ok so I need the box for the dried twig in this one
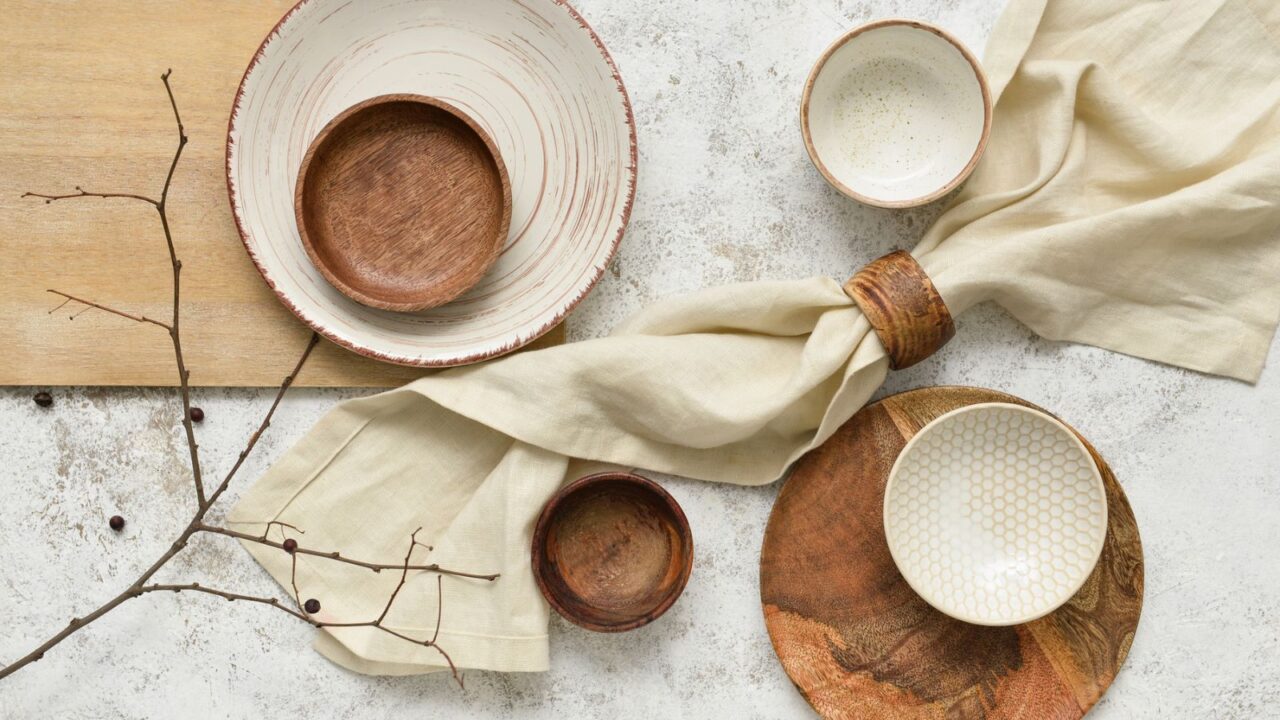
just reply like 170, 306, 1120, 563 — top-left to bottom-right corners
260, 520, 304, 539
22, 187, 158, 206
195, 523, 499, 581
1, 70, 494, 686
45, 289, 171, 329
36, 70, 202, 506
0, 335, 317, 681
139, 529, 462, 685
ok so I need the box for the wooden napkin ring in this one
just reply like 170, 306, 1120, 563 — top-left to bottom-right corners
844, 251, 955, 370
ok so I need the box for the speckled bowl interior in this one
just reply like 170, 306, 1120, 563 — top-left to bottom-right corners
803, 20, 990, 207
883, 403, 1108, 626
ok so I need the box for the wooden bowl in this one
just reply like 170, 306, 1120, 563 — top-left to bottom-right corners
531, 472, 693, 633
294, 94, 511, 312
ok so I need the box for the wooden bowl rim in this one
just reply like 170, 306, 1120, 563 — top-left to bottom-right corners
293, 92, 513, 312
799, 18, 993, 209
531, 471, 694, 633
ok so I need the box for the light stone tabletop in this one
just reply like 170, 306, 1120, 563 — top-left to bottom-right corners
2, 0, 1278, 717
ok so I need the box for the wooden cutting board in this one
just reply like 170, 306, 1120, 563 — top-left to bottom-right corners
0, 1, 561, 387
760, 386, 1144, 719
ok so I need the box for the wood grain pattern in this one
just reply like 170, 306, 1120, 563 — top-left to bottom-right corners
0, 1, 419, 386
532, 472, 693, 633
295, 94, 511, 312
0, 1, 568, 386
844, 251, 956, 370
761, 386, 1143, 720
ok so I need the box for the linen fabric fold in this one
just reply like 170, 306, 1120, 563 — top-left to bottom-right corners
230, 0, 1280, 674
233, 279, 889, 673
919, 0, 1280, 382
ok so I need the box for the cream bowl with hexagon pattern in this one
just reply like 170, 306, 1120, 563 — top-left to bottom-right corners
883, 402, 1107, 626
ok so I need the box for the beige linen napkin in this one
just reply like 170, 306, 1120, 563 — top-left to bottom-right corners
230, 0, 1280, 674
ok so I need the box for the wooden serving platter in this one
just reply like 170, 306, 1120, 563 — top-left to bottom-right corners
0, 1, 560, 387
760, 386, 1143, 719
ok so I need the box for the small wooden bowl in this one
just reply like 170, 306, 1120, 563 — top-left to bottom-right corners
295, 94, 511, 312
531, 472, 693, 633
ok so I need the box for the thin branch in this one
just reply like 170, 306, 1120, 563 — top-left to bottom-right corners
146, 571, 462, 685
261, 520, 304, 540
5, 70, 483, 690
25, 70, 202, 507
371, 623, 462, 687
46, 290, 171, 330
154, 70, 201, 508
428, 576, 459, 685
195, 523, 498, 581
0, 332, 318, 681
159, 69, 188, 211
303, 532, 462, 686
153, 531, 463, 683
142, 584, 309, 622
201, 332, 319, 514
430, 575, 444, 645
290, 552, 303, 615
22, 187, 157, 206
376, 529, 423, 625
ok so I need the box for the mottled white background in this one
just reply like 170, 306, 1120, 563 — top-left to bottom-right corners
2, 0, 1278, 717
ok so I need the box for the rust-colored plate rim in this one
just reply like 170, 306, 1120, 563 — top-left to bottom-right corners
293, 93, 512, 313
799, 19, 994, 209
531, 471, 694, 633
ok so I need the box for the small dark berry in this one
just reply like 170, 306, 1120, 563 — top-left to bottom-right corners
282, 538, 298, 554
189, 407, 205, 423
304, 598, 321, 614
33, 391, 53, 408
109, 515, 126, 532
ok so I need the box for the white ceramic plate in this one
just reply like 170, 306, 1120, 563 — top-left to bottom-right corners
802, 19, 991, 208
883, 403, 1108, 626
227, 0, 636, 366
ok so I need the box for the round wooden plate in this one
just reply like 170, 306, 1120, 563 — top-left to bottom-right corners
761, 387, 1143, 719
228, 0, 636, 366
296, 94, 511, 312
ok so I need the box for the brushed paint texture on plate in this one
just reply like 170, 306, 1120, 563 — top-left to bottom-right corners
228, 0, 637, 366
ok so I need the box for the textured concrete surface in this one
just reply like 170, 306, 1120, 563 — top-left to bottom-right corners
2, 0, 1279, 717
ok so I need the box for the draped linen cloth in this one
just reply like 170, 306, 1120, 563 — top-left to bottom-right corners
229, 0, 1280, 674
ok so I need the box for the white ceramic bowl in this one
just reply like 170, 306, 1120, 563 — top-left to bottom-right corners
801, 19, 992, 208
883, 403, 1107, 626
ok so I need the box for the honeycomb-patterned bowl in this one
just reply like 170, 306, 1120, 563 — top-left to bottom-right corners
883, 402, 1107, 626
